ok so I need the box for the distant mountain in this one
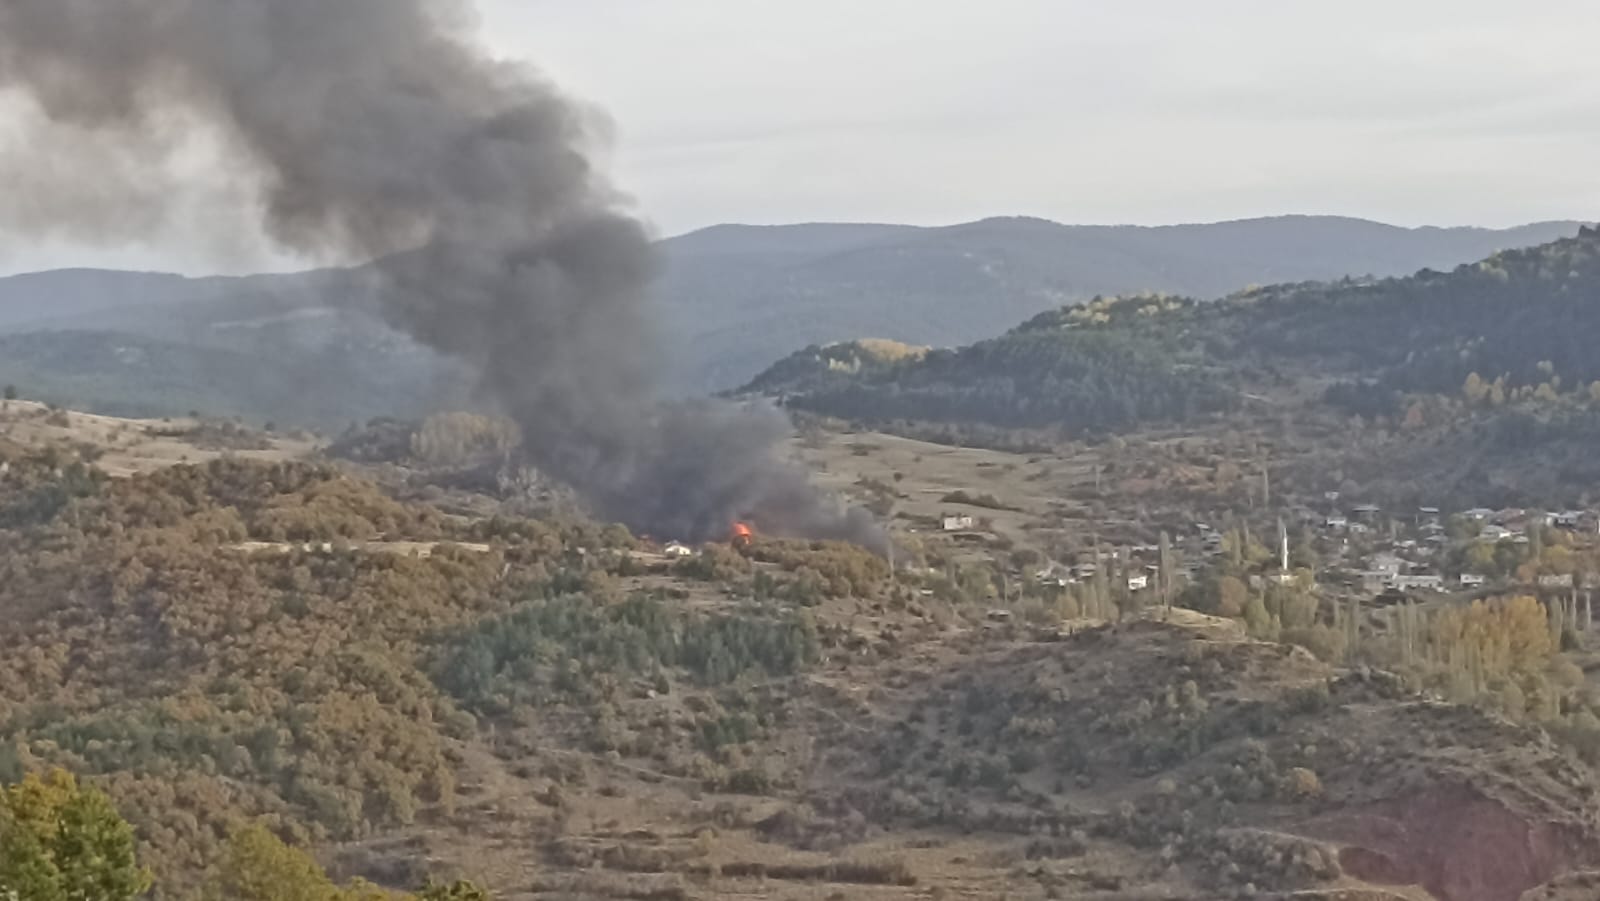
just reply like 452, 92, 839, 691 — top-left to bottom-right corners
0, 215, 1581, 423
655, 216, 1581, 392
0, 265, 468, 427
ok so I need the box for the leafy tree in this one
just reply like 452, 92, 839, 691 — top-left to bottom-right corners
1243, 595, 1278, 641
221, 823, 342, 901
1216, 576, 1249, 618
1, 385, 15, 401
0, 770, 152, 901
221, 823, 413, 901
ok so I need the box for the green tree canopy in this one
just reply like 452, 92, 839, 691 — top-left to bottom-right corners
0, 769, 152, 901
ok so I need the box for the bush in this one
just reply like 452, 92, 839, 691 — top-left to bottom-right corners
1282, 767, 1323, 801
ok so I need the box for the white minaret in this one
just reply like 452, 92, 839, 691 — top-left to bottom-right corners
1279, 517, 1289, 572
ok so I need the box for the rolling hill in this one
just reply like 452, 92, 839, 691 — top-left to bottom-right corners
0, 217, 1581, 426
748, 225, 1600, 423
744, 225, 1600, 507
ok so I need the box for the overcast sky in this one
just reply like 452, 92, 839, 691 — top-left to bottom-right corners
5, 0, 1598, 275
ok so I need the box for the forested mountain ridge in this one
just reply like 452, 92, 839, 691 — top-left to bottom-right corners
658, 215, 1581, 392
748, 225, 1600, 435
0, 217, 1580, 424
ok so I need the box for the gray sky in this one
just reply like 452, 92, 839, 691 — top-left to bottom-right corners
4, 0, 1598, 275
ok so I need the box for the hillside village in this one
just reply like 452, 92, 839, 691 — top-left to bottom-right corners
932, 498, 1600, 621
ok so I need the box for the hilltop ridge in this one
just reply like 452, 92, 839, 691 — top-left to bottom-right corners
0, 216, 1581, 425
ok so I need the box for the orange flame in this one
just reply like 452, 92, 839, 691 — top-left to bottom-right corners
730, 521, 754, 546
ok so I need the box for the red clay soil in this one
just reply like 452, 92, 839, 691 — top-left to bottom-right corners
1300, 786, 1585, 901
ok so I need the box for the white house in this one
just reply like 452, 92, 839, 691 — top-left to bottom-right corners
1539, 573, 1575, 589
1458, 573, 1486, 588
1035, 564, 1075, 586
664, 541, 695, 558
1127, 574, 1149, 591
1392, 574, 1444, 592
942, 514, 976, 532
1551, 511, 1585, 529
1325, 515, 1349, 529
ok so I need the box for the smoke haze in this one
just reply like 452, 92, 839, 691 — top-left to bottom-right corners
0, 0, 879, 546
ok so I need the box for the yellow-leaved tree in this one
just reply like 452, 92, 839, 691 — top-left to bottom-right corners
220, 823, 492, 901
0, 769, 152, 901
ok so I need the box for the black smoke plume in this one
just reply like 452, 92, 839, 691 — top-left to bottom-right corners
0, 0, 880, 547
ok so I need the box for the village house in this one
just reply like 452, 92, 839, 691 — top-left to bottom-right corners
1324, 515, 1348, 529
1359, 571, 1393, 594
1368, 553, 1406, 577
1391, 573, 1445, 593
1479, 524, 1514, 542
1034, 563, 1075, 586
1551, 511, 1587, 530
1539, 573, 1575, 589
664, 541, 695, 558
1458, 573, 1486, 588
1126, 574, 1149, 592
942, 514, 976, 532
